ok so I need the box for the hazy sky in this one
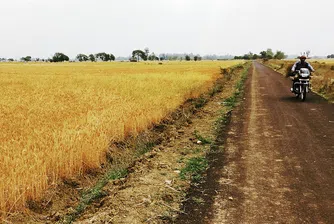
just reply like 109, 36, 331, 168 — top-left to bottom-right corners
1, 0, 333, 59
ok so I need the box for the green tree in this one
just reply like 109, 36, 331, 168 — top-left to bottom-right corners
95, 52, 110, 61
252, 54, 259, 60
185, 55, 191, 61
76, 54, 89, 62
260, 51, 267, 59
266, 48, 274, 59
132, 50, 147, 61
109, 54, 115, 61
243, 54, 251, 60
148, 52, 159, 61
194, 55, 202, 61
274, 51, 286, 60
89, 54, 96, 62
52, 52, 69, 62
21, 56, 32, 61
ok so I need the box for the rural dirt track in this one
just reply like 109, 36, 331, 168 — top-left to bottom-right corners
177, 62, 334, 224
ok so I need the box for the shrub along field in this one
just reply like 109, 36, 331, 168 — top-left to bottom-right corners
265, 59, 334, 102
0, 61, 241, 213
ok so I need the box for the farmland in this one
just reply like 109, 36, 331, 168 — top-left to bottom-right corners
0, 61, 241, 213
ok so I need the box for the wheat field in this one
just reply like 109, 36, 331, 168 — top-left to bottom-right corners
0, 60, 241, 213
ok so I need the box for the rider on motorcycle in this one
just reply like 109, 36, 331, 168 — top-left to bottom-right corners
290, 55, 315, 92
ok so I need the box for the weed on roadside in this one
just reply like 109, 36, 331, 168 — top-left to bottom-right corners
62, 168, 127, 223
179, 157, 208, 182
192, 196, 205, 204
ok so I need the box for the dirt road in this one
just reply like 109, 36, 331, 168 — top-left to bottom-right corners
178, 62, 334, 224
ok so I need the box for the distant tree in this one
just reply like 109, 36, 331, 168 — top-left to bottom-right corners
132, 50, 147, 61
252, 54, 259, 60
21, 56, 32, 61
148, 52, 159, 61
95, 52, 110, 61
109, 54, 115, 61
76, 54, 89, 62
274, 50, 286, 60
327, 54, 334, 58
243, 54, 251, 60
185, 55, 191, 61
266, 48, 274, 59
260, 51, 267, 59
306, 50, 311, 58
246, 52, 253, 60
89, 54, 96, 62
233, 52, 254, 60
258, 49, 274, 60
52, 52, 69, 62
8, 58, 14, 62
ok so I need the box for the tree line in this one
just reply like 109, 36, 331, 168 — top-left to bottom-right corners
6, 48, 333, 62
234, 49, 287, 60
1, 48, 220, 62
130, 48, 204, 62
0, 52, 116, 62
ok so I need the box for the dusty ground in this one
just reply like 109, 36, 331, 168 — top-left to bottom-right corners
177, 62, 334, 224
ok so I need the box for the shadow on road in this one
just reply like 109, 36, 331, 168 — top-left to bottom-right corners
279, 93, 328, 104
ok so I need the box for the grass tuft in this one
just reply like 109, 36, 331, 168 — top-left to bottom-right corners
179, 157, 208, 182
62, 168, 127, 223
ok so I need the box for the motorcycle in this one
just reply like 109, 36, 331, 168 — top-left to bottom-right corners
290, 68, 311, 101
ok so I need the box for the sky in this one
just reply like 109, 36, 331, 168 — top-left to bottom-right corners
0, 0, 333, 59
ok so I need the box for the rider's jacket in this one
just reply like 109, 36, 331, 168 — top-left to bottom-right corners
291, 61, 315, 72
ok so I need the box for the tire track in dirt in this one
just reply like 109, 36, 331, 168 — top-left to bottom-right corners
210, 62, 334, 224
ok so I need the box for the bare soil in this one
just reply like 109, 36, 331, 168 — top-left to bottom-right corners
177, 62, 334, 224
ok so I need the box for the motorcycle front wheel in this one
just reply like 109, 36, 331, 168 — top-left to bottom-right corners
300, 86, 306, 101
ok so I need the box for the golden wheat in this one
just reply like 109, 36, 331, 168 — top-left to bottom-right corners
0, 61, 241, 213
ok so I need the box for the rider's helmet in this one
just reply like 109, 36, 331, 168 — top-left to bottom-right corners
300, 55, 307, 61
